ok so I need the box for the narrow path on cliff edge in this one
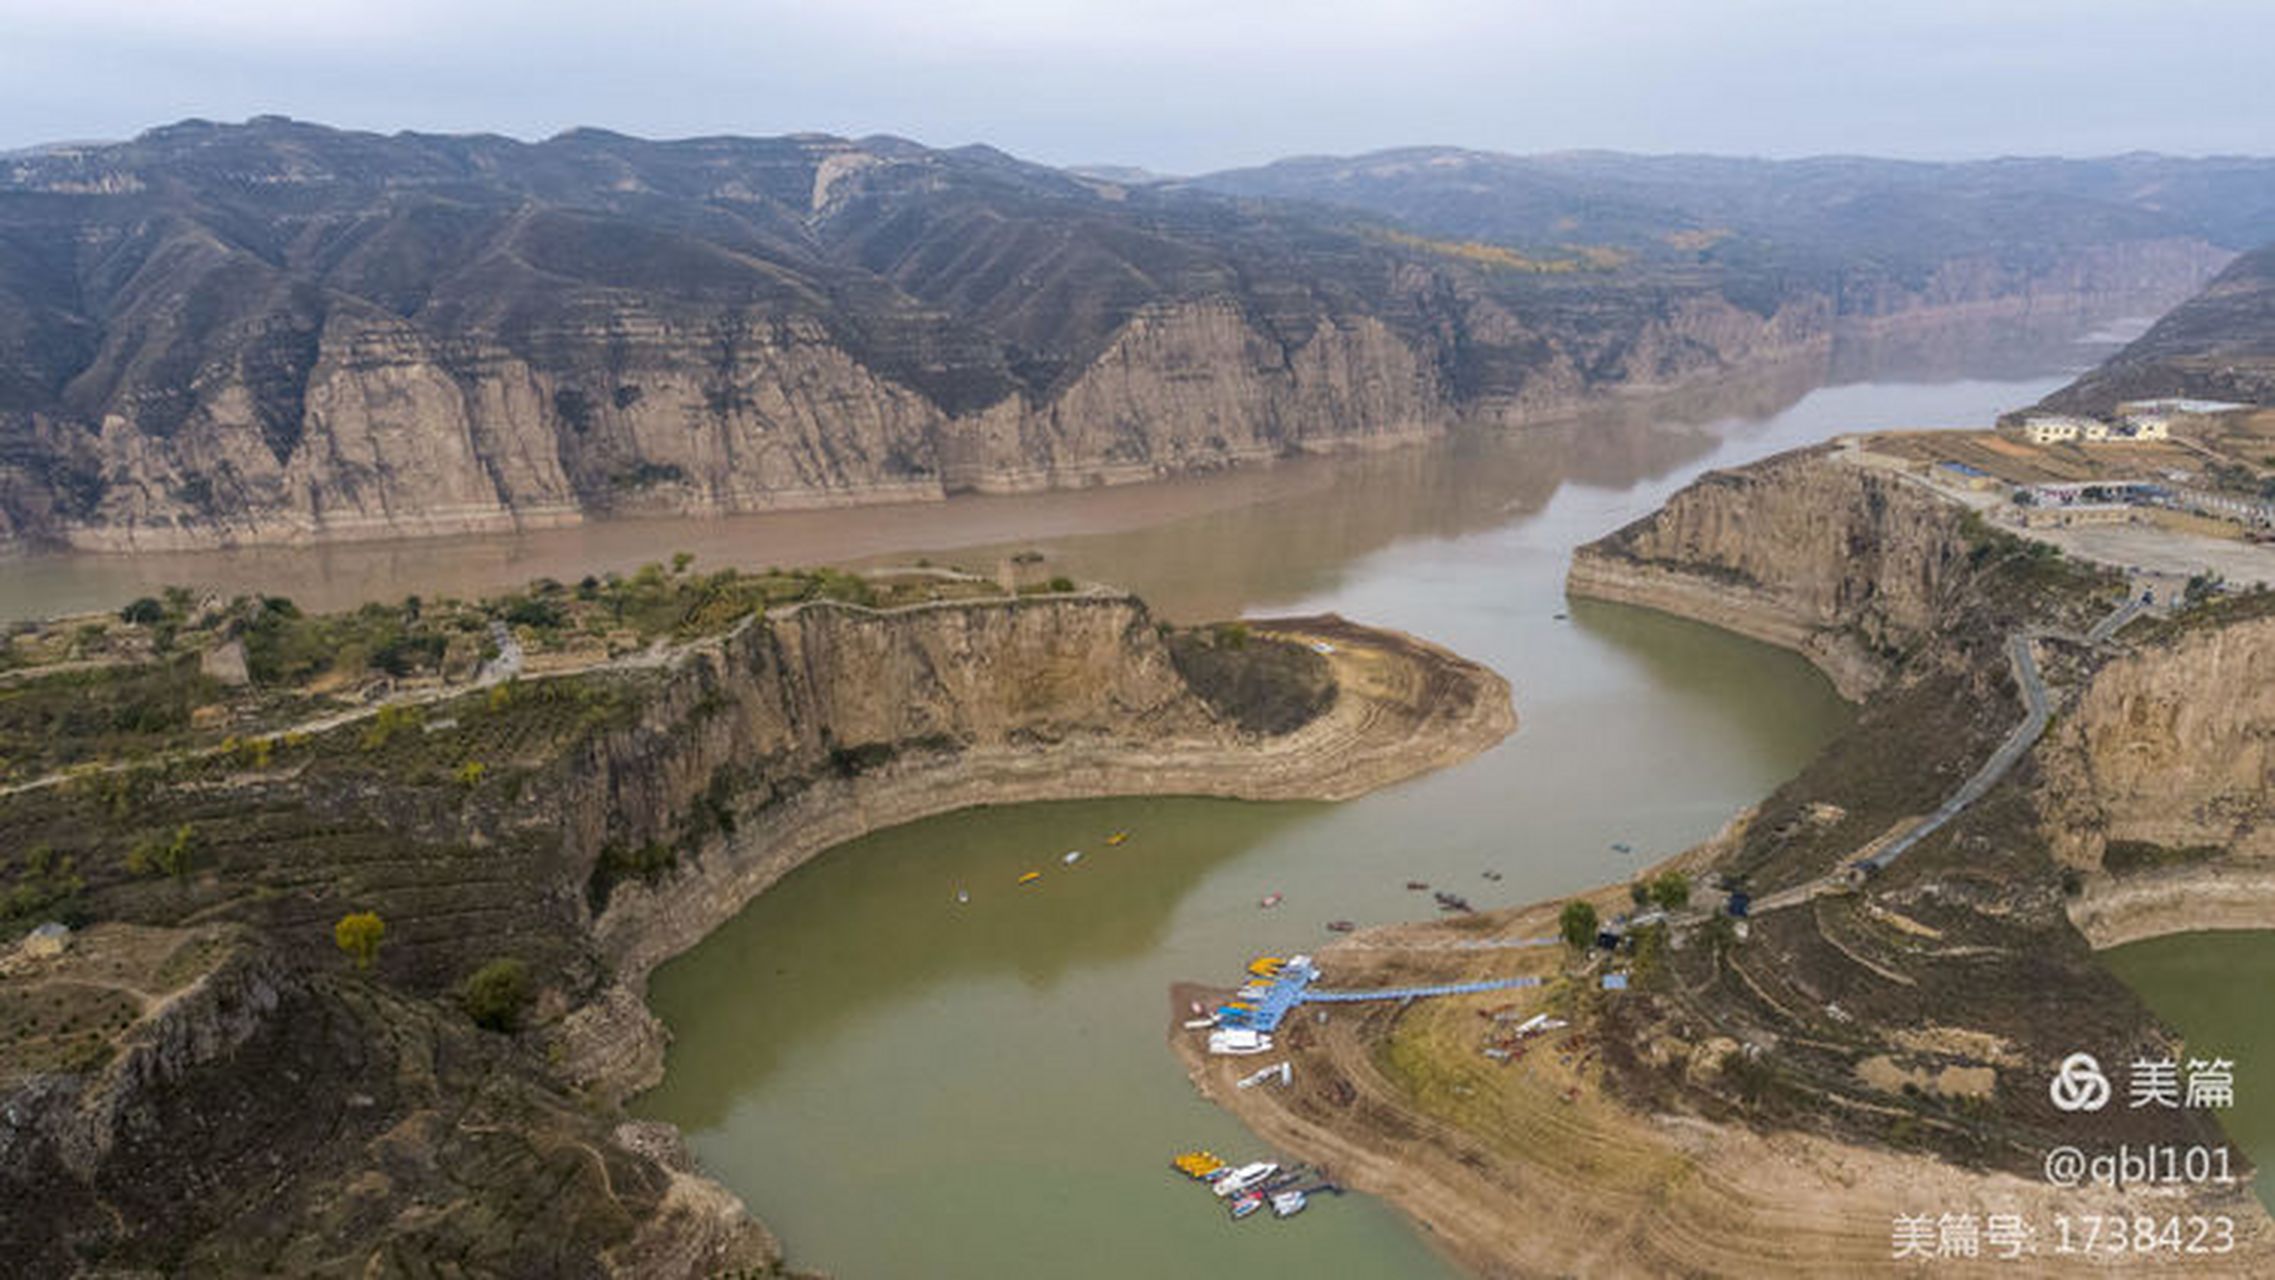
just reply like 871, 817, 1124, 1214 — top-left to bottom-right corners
1756, 591, 2143, 912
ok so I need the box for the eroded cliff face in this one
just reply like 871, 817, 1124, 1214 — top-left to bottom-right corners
0, 122, 2236, 552
2043, 613, 2275, 945
1566, 450, 1973, 698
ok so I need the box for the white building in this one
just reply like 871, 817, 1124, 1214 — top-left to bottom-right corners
2121, 414, 2172, 440
2020, 414, 2095, 444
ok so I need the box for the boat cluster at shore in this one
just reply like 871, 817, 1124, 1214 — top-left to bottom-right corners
1170, 1150, 1341, 1221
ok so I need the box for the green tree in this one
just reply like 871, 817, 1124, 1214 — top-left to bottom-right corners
335, 912, 386, 970
119, 597, 165, 626
460, 957, 533, 1031
127, 824, 196, 879
1559, 899, 1600, 952
1047, 576, 1076, 593
671, 551, 696, 575
1649, 871, 1691, 911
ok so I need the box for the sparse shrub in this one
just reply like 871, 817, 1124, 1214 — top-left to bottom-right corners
1560, 899, 1599, 952
455, 760, 487, 787
460, 958, 533, 1031
334, 912, 385, 970
119, 597, 165, 626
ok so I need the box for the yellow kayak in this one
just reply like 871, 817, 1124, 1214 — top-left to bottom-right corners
1106, 831, 1131, 846
1018, 871, 1042, 886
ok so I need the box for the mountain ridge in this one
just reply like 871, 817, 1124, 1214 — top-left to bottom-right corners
0, 118, 2259, 551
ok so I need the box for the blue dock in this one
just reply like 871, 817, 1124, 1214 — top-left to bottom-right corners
1219, 961, 1540, 1033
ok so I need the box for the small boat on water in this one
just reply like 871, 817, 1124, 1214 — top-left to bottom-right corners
1181, 1016, 1219, 1030
956, 889, 970, 904
1434, 891, 1473, 913
1405, 880, 1429, 891
1017, 870, 1043, 886
1271, 1189, 1308, 1218
1325, 919, 1356, 933
1247, 956, 1285, 977
1172, 1150, 1226, 1179
1482, 869, 1503, 881
1258, 892, 1283, 909
1106, 831, 1130, 846
1062, 850, 1083, 865
1229, 1192, 1265, 1220
1611, 841, 1634, 854
1211, 1161, 1279, 1197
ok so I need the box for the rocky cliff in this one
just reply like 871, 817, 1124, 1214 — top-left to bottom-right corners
0, 119, 2243, 551
1565, 449, 1977, 698
0, 585, 1512, 1275
2042, 607, 2275, 945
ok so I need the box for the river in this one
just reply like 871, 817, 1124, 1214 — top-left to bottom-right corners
622, 370, 2083, 1278
0, 349, 2102, 1277
2105, 932, 2275, 1215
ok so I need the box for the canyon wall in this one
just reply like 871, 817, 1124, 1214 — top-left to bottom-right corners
2044, 611, 2275, 946
1564, 449, 1974, 698
1, 122, 2240, 553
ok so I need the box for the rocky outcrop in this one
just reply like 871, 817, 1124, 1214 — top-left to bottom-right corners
0, 925, 780, 1277
2040, 612, 2275, 945
1565, 449, 1973, 698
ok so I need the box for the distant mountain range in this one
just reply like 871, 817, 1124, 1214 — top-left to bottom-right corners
0, 119, 2267, 551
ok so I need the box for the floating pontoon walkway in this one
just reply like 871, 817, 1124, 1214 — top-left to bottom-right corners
1301, 977, 1541, 1004
1218, 965, 1540, 1033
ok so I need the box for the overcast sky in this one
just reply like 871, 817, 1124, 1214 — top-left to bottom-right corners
4, 1, 2270, 171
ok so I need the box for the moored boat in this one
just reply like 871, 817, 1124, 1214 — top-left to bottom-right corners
1325, 919, 1356, 932
1271, 1189, 1307, 1218
1229, 1192, 1265, 1219
1105, 831, 1130, 846
1017, 870, 1042, 885
1207, 1028, 1273, 1056
1211, 1161, 1279, 1197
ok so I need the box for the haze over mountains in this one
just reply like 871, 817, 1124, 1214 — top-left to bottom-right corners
1, 118, 2270, 551
2041, 242, 2275, 414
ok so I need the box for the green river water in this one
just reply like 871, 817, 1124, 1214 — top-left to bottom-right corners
624, 374, 2073, 1278
2105, 932, 2275, 1215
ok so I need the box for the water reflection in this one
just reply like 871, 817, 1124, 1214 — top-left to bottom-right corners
0, 313, 2125, 626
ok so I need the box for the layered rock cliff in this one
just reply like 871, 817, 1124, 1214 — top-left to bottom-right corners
0, 119, 2244, 551
2042, 607, 2275, 945
1565, 448, 1977, 698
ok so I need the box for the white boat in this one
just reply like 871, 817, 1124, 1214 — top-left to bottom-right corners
1181, 1016, 1219, 1030
1208, 1028, 1274, 1056
1211, 1161, 1279, 1197
1271, 1189, 1307, 1218
1062, 850, 1083, 865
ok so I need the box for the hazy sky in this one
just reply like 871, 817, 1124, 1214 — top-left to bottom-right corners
4, 1, 2270, 171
